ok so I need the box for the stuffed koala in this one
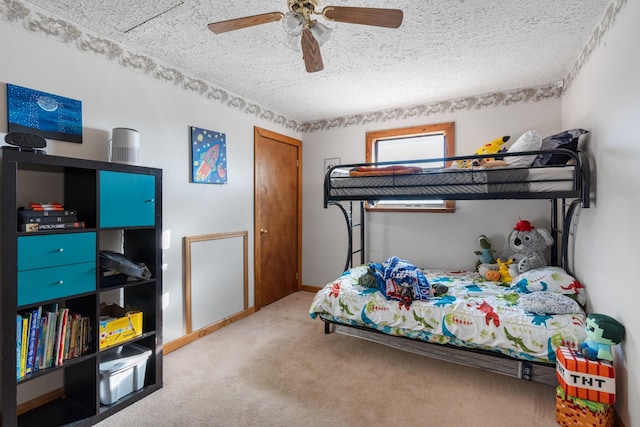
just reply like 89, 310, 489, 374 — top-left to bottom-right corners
506, 220, 554, 278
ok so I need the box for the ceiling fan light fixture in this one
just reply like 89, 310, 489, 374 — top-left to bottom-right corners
283, 11, 305, 36
285, 34, 302, 51
309, 21, 332, 46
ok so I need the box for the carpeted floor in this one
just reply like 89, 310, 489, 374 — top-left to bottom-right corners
96, 291, 560, 427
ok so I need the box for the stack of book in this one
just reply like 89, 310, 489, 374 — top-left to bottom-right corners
18, 202, 85, 232
16, 305, 92, 379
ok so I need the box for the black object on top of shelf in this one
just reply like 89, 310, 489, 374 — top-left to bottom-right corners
4, 132, 47, 154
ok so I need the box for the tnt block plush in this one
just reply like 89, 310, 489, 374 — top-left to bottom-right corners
556, 387, 613, 427
556, 346, 616, 404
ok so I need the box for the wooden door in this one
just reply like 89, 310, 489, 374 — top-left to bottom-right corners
254, 127, 302, 309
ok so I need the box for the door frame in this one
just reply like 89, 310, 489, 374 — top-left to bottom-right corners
253, 126, 303, 310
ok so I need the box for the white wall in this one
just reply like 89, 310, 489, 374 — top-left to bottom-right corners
561, 0, 639, 425
302, 99, 563, 285
0, 23, 300, 343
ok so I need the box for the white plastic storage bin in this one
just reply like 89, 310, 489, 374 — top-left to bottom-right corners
99, 343, 152, 405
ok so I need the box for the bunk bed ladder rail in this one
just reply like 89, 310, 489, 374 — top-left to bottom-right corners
328, 201, 365, 272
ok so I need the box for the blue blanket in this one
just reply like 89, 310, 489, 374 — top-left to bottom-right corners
371, 257, 431, 305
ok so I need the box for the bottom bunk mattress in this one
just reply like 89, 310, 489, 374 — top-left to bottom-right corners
309, 265, 587, 364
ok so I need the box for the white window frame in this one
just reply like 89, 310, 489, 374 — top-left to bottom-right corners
365, 122, 456, 213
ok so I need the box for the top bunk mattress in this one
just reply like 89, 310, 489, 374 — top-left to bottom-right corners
326, 164, 578, 200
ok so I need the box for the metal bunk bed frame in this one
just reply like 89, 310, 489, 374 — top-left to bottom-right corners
320, 148, 591, 385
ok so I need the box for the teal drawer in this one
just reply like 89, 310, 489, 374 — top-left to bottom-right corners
18, 232, 96, 271
100, 170, 155, 228
18, 262, 96, 306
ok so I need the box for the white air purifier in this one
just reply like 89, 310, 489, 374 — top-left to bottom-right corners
109, 128, 140, 165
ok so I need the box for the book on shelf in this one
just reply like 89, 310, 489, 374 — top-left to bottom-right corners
20, 214, 79, 224
18, 208, 78, 219
16, 315, 22, 380
25, 307, 41, 375
19, 221, 86, 232
26, 202, 64, 211
55, 308, 69, 367
20, 317, 28, 378
34, 314, 46, 371
15, 305, 91, 379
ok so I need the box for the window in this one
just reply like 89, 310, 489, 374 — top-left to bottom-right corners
365, 122, 455, 212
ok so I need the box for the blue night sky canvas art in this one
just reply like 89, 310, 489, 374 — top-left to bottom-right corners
191, 126, 227, 184
7, 84, 83, 143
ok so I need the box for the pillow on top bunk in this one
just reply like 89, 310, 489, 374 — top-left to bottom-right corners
519, 291, 583, 315
532, 129, 589, 166
512, 266, 586, 305
504, 130, 542, 167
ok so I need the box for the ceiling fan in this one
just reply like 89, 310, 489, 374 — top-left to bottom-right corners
207, 0, 403, 73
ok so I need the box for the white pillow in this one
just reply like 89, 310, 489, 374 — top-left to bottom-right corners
512, 266, 586, 305
505, 130, 542, 167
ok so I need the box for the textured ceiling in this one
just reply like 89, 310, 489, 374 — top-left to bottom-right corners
19, 0, 610, 122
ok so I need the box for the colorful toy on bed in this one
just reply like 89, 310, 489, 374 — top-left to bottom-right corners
506, 219, 554, 279
361, 257, 448, 307
474, 234, 496, 270
472, 135, 510, 166
453, 136, 510, 168
497, 258, 514, 283
580, 314, 625, 362
478, 258, 513, 284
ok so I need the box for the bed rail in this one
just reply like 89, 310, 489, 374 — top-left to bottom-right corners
324, 148, 590, 208
323, 320, 557, 386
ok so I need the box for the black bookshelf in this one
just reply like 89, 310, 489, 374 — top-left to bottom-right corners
1, 147, 163, 426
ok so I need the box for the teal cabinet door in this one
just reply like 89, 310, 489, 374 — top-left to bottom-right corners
18, 232, 96, 271
17, 262, 96, 306
100, 170, 155, 228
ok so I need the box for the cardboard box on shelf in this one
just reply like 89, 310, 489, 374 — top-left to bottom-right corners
99, 303, 143, 349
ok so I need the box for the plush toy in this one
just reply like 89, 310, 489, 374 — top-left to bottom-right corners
580, 313, 625, 361
506, 219, 554, 279
484, 269, 501, 282
471, 135, 510, 166
479, 258, 513, 284
474, 234, 496, 270
497, 258, 514, 283
453, 136, 510, 168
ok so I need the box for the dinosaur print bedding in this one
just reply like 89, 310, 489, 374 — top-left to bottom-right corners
309, 265, 587, 364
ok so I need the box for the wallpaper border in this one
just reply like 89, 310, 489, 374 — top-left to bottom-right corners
0, 0, 626, 134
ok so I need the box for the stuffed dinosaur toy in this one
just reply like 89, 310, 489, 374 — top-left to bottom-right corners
506, 219, 554, 278
474, 234, 496, 270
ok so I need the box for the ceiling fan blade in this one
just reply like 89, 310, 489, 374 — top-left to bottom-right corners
322, 6, 403, 28
207, 12, 284, 34
301, 28, 324, 73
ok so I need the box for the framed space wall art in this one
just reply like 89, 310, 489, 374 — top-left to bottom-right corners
191, 126, 227, 184
6, 84, 83, 143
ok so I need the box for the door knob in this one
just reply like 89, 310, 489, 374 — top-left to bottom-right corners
260, 229, 268, 234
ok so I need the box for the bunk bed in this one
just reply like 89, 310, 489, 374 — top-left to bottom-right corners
310, 148, 591, 386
